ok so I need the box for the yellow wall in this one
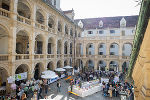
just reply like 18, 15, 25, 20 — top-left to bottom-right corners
132, 19, 150, 100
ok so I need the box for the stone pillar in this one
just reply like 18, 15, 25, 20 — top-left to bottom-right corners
10, 0, 18, 20
54, 37, 57, 58
83, 42, 86, 58
94, 42, 98, 59
31, 3, 36, 27
94, 59, 98, 70
45, 13, 49, 31
106, 42, 110, 56
119, 42, 123, 56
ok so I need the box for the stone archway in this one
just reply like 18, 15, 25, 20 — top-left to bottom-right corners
97, 60, 106, 71
47, 61, 54, 70
122, 61, 129, 73
64, 60, 68, 66
34, 63, 44, 80
109, 61, 118, 72
57, 60, 62, 68
98, 43, 106, 55
35, 34, 44, 54
47, 37, 54, 54
86, 43, 95, 55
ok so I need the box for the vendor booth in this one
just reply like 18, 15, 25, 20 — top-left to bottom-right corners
63, 66, 73, 76
54, 68, 66, 78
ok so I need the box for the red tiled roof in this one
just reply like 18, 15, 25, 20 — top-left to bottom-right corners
75, 15, 138, 29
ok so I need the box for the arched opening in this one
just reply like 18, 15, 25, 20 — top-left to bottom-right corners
98, 43, 106, 55
35, 34, 43, 54
64, 60, 68, 66
0, 67, 8, 94
110, 43, 119, 55
15, 64, 29, 85
1, 0, 10, 11
57, 40, 62, 54
70, 28, 73, 36
47, 37, 54, 54
86, 60, 94, 70
86, 43, 95, 55
76, 59, 83, 70
70, 43, 72, 54
34, 63, 44, 80
65, 25, 68, 34
109, 61, 118, 71
0, 25, 9, 54
16, 31, 29, 54
64, 41, 68, 54
17, 0, 31, 19
58, 21, 62, 32
122, 43, 132, 56
48, 17, 54, 28
57, 60, 62, 68
97, 60, 106, 71
36, 10, 45, 24
122, 61, 129, 73
47, 61, 54, 70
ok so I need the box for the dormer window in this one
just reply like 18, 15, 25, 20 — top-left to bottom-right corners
99, 20, 103, 27
120, 17, 126, 27
78, 20, 83, 28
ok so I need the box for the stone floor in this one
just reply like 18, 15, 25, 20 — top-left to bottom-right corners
38, 79, 120, 100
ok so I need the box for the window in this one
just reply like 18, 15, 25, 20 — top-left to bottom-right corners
89, 44, 92, 48
54, 0, 56, 6
99, 52, 103, 55
121, 30, 125, 36
110, 52, 115, 55
100, 45, 103, 48
99, 30, 104, 34
110, 30, 115, 34
110, 45, 115, 48
88, 31, 93, 34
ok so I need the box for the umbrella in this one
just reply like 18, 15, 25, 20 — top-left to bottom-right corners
42, 70, 56, 75
41, 74, 58, 79
55, 68, 66, 72
63, 66, 73, 69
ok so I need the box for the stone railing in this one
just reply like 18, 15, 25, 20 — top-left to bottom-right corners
34, 54, 44, 59
109, 55, 119, 59
86, 55, 95, 58
17, 15, 31, 25
97, 55, 107, 58
0, 8, 10, 18
47, 54, 54, 58
122, 56, 130, 59
0, 54, 9, 61
57, 54, 62, 58
35, 22, 46, 30
16, 54, 30, 60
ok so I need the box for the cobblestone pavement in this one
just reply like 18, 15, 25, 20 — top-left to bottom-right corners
38, 79, 120, 100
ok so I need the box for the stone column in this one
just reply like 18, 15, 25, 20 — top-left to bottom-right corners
31, 3, 36, 27
94, 42, 98, 59
10, 0, 18, 20
54, 37, 57, 59
83, 42, 86, 58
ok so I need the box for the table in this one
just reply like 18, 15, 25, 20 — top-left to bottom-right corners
68, 80, 103, 97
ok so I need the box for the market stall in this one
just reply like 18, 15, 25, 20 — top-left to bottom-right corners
54, 68, 66, 78
63, 66, 73, 76
68, 79, 103, 97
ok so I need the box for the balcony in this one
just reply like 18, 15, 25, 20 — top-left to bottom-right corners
16, 54, 30, 60
109, 55, 119, 59
47, 54, 54, 58
122, 56, 130, 59
0, 54, 9, 61
17, 15, 31, 25
35, 22, 46, 30
0, 8, 10, 18
34, 54, 44, 59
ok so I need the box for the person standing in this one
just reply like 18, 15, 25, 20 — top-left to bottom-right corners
57, 81, 61, 92
37, 84, 43, 100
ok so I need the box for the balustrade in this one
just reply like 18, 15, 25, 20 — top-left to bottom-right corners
47, 54, 54, 58
0, 8, 10, 18
34, 54, 44, 59
16, 54, 30, 60
35, 22, 46, 30
17, 15, 31, 25
0, 55, 8, 61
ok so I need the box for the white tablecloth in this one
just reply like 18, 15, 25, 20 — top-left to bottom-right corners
69, 83, 103, 97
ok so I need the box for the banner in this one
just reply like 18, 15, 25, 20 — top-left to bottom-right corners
15, 72, 27, 81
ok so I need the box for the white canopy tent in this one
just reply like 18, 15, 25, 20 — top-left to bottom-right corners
63, 66, 73, 69
55, 68, 66, 72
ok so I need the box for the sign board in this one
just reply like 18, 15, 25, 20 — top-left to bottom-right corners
15, 72, 27, 81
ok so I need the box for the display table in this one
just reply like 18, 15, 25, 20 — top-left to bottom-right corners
68, 80, 103, 97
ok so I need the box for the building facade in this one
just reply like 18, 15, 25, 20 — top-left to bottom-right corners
129, 0, 150, 100
0, 0, 82, 92
75, 16, 138, 72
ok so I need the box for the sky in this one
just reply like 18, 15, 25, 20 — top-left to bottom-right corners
61, 0, 141, 19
